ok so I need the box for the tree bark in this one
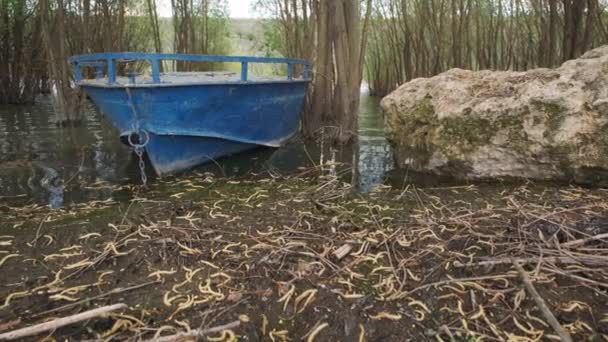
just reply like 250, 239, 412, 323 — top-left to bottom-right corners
40, 0, 84, 124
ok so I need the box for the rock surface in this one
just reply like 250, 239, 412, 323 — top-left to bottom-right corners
380, 45, 608, 184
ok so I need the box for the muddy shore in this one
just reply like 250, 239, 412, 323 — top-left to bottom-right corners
1, 171, 607, 341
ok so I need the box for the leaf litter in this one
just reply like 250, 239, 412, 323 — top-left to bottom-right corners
0, 169, 607, 341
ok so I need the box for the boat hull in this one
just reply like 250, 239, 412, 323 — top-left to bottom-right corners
144, 133, 256, 175
82, 81, 307, 175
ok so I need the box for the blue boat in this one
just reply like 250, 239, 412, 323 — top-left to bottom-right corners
69, 53, 310, 176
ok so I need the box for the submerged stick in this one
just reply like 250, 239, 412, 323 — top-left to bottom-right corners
0, 303, 127, 341
145, 320, 240, 342
512, 260, 572, 342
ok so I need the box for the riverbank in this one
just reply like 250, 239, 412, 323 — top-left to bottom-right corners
1, 171, 607, 341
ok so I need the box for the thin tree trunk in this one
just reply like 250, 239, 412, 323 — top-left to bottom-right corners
40, 0, 83, 124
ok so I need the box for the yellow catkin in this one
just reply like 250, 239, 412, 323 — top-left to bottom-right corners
207, 330, 236, 342
0, 254, 19, 267
358, 324, 366, 342
369, 312, 402, 321
1, 290, 29, 308
261, 314, 268, 335
306, 323, 329, 342
295, 289, 317, 313
277, 284, 295, 311
148, 269, 176, 282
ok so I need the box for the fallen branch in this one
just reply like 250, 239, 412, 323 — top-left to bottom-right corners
454, 255, 607, 268
0, 320, 20, 334
522, 205, 595, 228
0, 303, 127, 341
512, 260, 572, 342
144, 320, 240, 342
542, 266, 608, 289
32, 280, 158, 318
561, 232, 608, 248
29, 214, 50, 247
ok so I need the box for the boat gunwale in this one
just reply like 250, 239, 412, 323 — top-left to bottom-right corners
69, 52, 311, 86
78, 79, 310, 89
69, 52, 309, 66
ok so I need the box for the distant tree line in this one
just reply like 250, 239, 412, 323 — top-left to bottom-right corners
0, 0, 229, 123
366, 0, 608, 96
1, 0, 153, 106
2, 0, 606, 140
171, 0, 230, 71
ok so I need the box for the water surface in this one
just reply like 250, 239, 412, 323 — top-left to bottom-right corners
0, 92, 393, 207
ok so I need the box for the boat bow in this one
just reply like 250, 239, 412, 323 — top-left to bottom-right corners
69, 53, 310, 176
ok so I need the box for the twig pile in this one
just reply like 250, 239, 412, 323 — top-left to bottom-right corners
0, 173, 607, 341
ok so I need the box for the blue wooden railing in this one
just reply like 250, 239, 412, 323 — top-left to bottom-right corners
69, 53, 311, 84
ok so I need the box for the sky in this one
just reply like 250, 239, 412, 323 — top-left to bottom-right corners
229, 0, 255, 18
158, 0, 256, 18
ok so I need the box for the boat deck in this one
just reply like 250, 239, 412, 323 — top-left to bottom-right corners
80, 71, 307, 87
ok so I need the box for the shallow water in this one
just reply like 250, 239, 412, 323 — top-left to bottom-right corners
0, 98, 133, 207
0, 91, 393, 207
357, 89, 393, 192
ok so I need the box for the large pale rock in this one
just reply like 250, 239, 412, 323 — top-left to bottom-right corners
380, 46, 608, 183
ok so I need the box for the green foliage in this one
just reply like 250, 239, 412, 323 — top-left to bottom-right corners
0, 0, 42, 104
225, 18, 281, 75
1, 0, 236, 102
171, 0, 231, 71
204, 0, 232, 57
259, 20, 285, 58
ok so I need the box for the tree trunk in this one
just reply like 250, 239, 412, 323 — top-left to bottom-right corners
147, 0, 163, 73
40, 0, 84, 125
304, 0, 332, 134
